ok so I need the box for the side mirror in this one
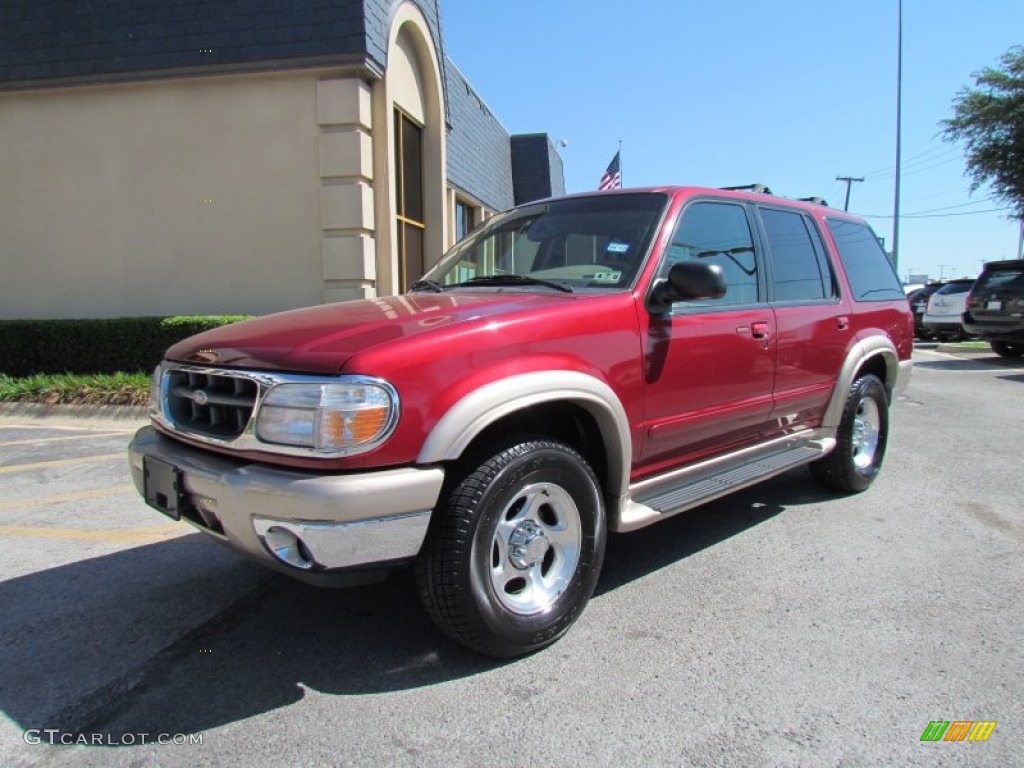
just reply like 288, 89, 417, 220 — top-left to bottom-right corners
648, 261, 727, 313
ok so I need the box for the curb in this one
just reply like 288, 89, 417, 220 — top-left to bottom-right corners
0, 402, 149, 429
934, 344, 992, 356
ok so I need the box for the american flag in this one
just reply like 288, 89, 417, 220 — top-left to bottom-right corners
598, 151, 621, 190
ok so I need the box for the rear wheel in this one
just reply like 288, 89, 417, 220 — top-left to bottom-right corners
990, 340, 1024, 358
811, 374, 889, 493
416, 438, 605, 658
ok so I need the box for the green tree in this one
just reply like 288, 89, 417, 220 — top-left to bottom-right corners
941, 46, 1024, 219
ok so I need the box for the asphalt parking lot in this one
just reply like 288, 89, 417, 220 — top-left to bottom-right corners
1, 345, 1021, 767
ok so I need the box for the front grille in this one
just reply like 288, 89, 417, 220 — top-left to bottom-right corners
166, 370, 258, 439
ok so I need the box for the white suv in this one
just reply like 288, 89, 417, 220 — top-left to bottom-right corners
922, 278, 975, 341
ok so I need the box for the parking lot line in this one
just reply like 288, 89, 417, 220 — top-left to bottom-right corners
0, 484, 136, 513
0, 523, 185, 545
0, 424, 137, 432
0, 432, 124, 446
0, 453, 124, 474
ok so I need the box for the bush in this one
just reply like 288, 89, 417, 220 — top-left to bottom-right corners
0, 316, 250, 377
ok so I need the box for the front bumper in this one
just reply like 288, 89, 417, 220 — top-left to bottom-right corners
128, 426, 444, 581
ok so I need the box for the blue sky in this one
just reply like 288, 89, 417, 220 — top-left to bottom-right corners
441, 0, 1024, 282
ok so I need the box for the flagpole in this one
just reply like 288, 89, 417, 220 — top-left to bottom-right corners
618, 139, 622, 187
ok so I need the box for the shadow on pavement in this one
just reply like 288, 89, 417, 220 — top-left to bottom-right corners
913, 355, 1024, 371
598, 466, 830, 594
0, 468, 830, 743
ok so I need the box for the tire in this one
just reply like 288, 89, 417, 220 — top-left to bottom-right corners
811, 374, 889, 493
416, 438, 606, 658
990, 340, 1024, 358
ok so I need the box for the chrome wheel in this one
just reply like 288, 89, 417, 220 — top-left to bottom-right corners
851, 396, 881, 470
810, 373, 889, 494
416, 438, 605, 657
489, 482, 582, 616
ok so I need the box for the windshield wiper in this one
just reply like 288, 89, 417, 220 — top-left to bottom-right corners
408, 279, 445, 293
454, 274, 573, 293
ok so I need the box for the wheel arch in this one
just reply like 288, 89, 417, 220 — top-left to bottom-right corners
417, 371, 632, 501
822, 336, 900, 429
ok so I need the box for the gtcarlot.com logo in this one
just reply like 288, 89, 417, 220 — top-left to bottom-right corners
24, 730, 203, 746
920, 720, 997, 742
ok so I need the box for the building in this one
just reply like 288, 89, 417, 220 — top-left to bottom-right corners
0, 1, 564, 319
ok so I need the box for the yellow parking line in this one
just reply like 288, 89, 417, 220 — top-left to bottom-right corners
0, 433, 123, 447
0, 484, 136, 513
0, 524, 186, 545
0, 453, 124, 474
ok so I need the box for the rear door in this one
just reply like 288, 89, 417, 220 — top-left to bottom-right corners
756, 205, 851, 434
638, 199, 776, 476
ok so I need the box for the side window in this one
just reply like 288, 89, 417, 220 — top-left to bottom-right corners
663, 202, 759, 306
826, 218, 905, 301
760, 208, 834, 302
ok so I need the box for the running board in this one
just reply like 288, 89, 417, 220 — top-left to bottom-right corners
613, 430, 835, 532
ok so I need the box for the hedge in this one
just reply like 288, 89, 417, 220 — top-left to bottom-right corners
0, 316, 251, 377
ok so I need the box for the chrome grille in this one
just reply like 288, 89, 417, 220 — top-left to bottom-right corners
166, 370, 258, 439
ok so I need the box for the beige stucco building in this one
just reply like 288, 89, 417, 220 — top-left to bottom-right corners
0, 0, 563, 319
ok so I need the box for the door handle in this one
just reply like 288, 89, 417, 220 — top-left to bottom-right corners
751, 322, 771, 340
837, 315, 850, 331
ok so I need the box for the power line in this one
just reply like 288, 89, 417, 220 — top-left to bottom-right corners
861, 207, 1010, 219
858, 143, 956, 177
861, 145, 960, 180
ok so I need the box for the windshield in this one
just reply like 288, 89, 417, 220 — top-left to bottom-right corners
415, 193, 668, 293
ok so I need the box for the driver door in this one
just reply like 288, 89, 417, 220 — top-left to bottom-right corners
638, 200, 777, 476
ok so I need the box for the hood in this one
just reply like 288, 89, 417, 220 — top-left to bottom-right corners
166, 293, 576, 374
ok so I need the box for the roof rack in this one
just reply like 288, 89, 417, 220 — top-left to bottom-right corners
721, 184, 773, 195
796, 196, 830, 207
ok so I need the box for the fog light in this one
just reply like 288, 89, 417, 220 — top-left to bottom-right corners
263, 526, 314, 570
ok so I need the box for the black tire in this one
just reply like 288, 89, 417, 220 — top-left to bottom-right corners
990, 340, 1024, 358
811, 374, 889, 493
416, 438, 606, 658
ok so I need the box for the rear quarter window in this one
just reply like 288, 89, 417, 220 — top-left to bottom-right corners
825, 218, 905, 301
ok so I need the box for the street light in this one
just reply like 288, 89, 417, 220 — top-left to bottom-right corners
892, 0, 903, 270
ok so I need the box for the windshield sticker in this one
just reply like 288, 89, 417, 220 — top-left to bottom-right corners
606, 242, 630, 254
591, 270, 622, 283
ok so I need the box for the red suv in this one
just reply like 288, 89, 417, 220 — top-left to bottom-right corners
129, 186, 913, 657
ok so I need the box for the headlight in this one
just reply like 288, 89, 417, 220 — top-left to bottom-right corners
149, 364, 164, 417
255, 379, 398, 455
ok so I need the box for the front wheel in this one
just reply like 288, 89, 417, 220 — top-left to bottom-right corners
990, 340, 1024, 358
416, 439, 606, 658
811, 374, 889, 493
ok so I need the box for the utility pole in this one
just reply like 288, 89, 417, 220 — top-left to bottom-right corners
835, 176, 864, 211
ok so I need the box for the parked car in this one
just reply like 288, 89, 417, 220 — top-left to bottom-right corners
922, 278, 975, 341
962, 259, 1024, 357
128, 186, 913, 657
907, 281, 945, 339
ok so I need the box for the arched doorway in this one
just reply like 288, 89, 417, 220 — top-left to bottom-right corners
376, 4, 447, 295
